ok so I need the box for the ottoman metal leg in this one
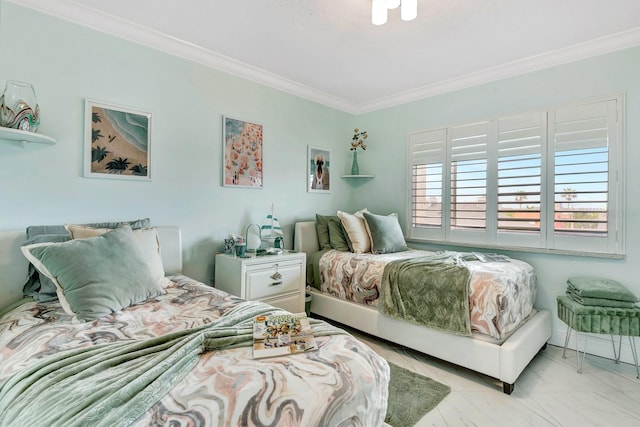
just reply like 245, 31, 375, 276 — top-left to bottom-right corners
609, 335, 639, 378
611, 334, 622, 363
562, 326, 572, 359
629, 336, 639, 379
575, 333, 588, 374
562, 325, 589, 372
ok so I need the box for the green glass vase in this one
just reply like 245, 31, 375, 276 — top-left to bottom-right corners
350, 151, 360, 175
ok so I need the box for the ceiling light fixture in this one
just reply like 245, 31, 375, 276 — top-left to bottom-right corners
372, 0, 417, 25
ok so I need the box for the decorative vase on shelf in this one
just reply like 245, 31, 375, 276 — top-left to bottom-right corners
0, 80, 40, 132
350, 150, 360, 175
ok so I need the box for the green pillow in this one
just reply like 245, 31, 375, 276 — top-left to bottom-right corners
363, 212, 408, 254
328, 217, 350, 251
315, 214, 336, 250
21, 224, 164, 321
22, 234, 71, 302
23, 218, 151, 303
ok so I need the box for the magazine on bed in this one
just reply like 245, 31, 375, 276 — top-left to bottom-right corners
253, 312, 318, 359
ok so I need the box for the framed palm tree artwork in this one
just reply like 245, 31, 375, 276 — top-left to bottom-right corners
84, 99, 152, 181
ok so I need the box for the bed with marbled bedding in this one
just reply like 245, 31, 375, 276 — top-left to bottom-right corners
0, 275, 389, 426
317, 249, 536, 341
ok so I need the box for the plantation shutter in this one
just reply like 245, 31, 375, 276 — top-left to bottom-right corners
549, 98, 621, 254
496, 112, 545, 238
407, 129, 446, 240
449, 122, 488, 234
405, 94, 623, 256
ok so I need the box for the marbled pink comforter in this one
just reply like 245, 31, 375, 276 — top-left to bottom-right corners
0, 275, 389, 426
319, 250, 536, 340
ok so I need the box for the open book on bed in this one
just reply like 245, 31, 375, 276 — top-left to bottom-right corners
252, 313, 318, 359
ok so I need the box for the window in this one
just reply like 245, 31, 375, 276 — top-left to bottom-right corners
409, 129, 445, 233
450, 122, 488, 232
407, 96, 624, 256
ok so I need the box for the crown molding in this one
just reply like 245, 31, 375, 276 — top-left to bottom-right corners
354, 27, 640, 114
8, 1, 640, 116
6, 0, 357, 113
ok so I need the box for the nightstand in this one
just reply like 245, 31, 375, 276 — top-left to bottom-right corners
214, 251, 306, 313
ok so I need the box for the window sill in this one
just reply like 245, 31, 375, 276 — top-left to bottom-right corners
404, 237, 625, 260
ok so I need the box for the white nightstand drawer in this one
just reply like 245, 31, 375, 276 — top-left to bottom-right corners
214, 252, 306, 313
247, 264, 301, 300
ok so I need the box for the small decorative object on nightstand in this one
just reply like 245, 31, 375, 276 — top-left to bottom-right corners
214, 251, 306, 313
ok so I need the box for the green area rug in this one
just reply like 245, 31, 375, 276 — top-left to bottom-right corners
385, 362, 451, 427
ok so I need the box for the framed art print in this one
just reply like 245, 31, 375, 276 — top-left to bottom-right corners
223, 116, 263, 188
84, 99, 151, 181
307, 145, 331, 193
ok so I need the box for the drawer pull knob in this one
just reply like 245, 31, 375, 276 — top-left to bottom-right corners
270, 272, 282, 280
270, 281, 283, 286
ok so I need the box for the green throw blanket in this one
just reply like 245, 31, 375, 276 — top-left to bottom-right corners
380, 252, 472, 336
566, 277, 638, 308
0, 301, 345, 427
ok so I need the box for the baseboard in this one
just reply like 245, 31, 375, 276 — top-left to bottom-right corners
549, 327, 637, 365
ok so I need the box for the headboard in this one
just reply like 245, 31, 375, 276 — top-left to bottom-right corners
0, 226, 182, 312
294, 221, 319, 255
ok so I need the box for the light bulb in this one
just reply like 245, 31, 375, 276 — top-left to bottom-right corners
372, 0, 388, 25
401, 0, 417, 21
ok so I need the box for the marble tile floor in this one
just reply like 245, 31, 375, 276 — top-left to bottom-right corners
347, 328, 640, 427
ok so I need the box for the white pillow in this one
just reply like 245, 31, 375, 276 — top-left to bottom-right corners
337, 208, 370, 253
65, 224, 170, 288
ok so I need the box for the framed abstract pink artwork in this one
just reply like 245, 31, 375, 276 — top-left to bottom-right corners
222, 116, 263, 188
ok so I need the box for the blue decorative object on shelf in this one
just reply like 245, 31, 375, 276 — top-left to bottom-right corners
351, 151, 359, 175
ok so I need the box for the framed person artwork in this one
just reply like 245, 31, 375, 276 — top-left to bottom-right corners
84, 99, 151, 181
307, 145, 331, 193
222, 116, 263, 188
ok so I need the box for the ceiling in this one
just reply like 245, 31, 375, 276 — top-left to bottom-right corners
10, 0, 640, 113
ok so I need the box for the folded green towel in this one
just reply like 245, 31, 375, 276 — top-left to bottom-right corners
567, 277, 638, 302
566, 290, 638, 309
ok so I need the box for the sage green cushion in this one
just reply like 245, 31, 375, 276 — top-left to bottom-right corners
557, 296, 640, 336
315, 214, 335, 250
363, 212, 408, 254
328, 217, 350, 251
22, 234, 71, 302
23, 218, 151, 302
21, 224, 164, 322
567, 277, 638, 302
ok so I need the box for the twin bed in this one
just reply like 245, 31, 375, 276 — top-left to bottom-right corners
0, 222, 389, 426
294, 217, 552, 394
0, 213, 553, 426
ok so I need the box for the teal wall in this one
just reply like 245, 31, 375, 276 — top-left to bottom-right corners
355, 47, 640, 358
0, 4, 354, 282
2, 3, 639, 360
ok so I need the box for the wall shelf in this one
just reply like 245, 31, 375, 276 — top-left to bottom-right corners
341, 174, 374, 179
0, 127, 56, 148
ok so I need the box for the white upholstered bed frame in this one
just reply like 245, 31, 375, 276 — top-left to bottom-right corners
294, 221, 552, 394
0, 227, 182, 313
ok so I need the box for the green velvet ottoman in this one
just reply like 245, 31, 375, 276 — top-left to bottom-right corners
557, 295, 639, 377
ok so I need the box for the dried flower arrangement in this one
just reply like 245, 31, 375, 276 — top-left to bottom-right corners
350, 128, 368, 151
